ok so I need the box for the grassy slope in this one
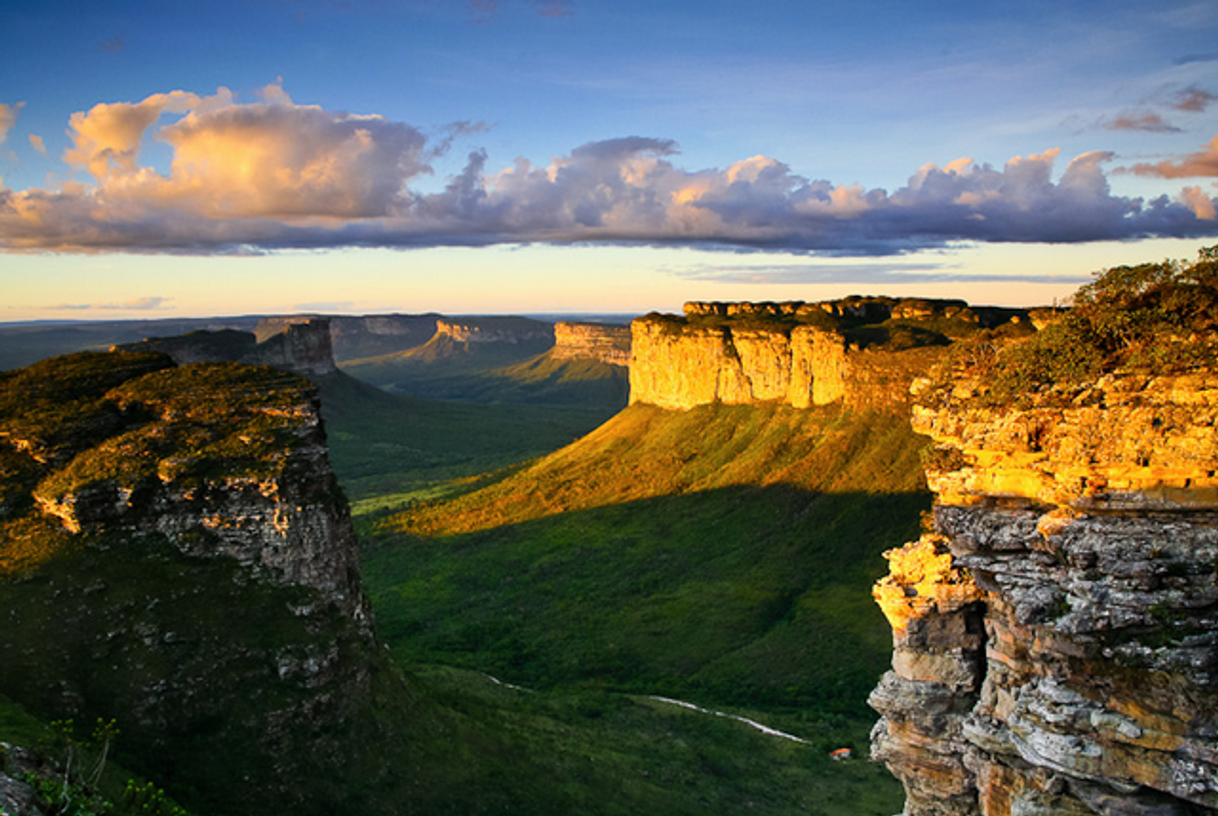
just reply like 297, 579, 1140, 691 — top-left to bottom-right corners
340, 334, 629, 407
363, 403, 930, 717
314, 370, 619, 510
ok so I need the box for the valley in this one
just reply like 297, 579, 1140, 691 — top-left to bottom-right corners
3, 249, 1216, 815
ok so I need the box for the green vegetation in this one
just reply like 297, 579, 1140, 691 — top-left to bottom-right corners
959, 245, 1218, 399
3, 341, 914, 815
314, 370, 619, 510
363, 403, 929, 718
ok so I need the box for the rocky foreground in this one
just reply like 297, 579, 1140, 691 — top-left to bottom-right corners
870, 370, 1218, 815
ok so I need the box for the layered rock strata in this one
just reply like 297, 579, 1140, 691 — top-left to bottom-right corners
870, 373, 1218, 815
552, 321, 632, 366
629, 310, 948, 411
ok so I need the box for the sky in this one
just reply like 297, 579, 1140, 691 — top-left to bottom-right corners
2, 0, 1217, 320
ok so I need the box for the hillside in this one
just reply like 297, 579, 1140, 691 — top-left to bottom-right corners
364, 402, 931, 720
341, 315, 631, 407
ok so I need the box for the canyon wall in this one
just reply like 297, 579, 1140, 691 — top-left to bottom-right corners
434, 316, 555, 345
870, 373, 1218, 815
257, 313, 440, 361
628, 302, 961, 412
552, 321, 632, 366
119, 318, 338, 375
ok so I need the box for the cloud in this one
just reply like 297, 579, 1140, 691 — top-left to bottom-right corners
1126, 135, 1218, 179
1099, 111, 1181, 133
99, 36, 125, 53
0, 102, 24, 144
48, 296, 173, 311
1170, 85, 1218, 112
671, 262, 1093, 286
28, 134, 46, 155
1, 86, 1216, 255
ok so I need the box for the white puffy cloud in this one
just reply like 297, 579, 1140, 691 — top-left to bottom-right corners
1, 87, 1216, 255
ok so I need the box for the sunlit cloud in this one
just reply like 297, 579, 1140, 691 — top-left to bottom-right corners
0, 102, 24, 144
1169, 85, 1218, 112
28, 134, 46, 155
99, 36, 125, 54
1, 86, 1216, 256
1125, 135, 1218, 179
1100, 111, 1181, 133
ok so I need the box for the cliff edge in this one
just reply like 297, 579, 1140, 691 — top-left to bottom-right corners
869, 249, 1218, 816
629, 298, 1028, 412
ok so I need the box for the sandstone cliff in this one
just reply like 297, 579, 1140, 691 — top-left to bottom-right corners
552, 321, 631, 366
869, 372, 1218, 815
628, 299, 1020, 412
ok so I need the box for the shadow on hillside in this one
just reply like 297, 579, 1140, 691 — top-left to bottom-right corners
361, 482, 927, 718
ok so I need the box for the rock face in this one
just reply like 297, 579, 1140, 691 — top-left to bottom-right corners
256, 313, 441, 361
628, 304, 955, 411
434, 316, 555, 345
552, 321, 631, 366
118, 318, 338, 375
870, 373, 1218, 815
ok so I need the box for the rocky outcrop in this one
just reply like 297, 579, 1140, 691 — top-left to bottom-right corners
245, 317, 337, 375
257, 314, 440, 361
628, 308, 950, 412
870, 372, 1218, 815
118, 318, 337, 376
0, 351, 381, 816
552, 322, 631, 366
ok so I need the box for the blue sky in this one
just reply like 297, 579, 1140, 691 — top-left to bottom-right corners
2, 0, 1217, 319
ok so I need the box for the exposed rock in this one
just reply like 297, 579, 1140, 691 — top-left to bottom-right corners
628, 309, 951, 412
244, 318, 337, 375
257, 313, 440, 361
870, 372, 1218, 815
552, 321, 631, 366
117, 318, 337, 376
434, 316, 555, 344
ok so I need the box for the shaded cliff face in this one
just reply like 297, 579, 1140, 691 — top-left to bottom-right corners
119, 317, 337, 375
627, 299, 997, 411
0, 351, 384, 815
552, 321, 631, 366
257, 313, 440, 361
435, 315, 555, 344
869, 372, 1218, 815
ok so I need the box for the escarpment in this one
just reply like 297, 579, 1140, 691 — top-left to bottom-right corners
0, 351, 385, 816
629, 298, 1028, 411
870, 372, 1218, 815
435, 315, 555, 344
117, 316, 338, 375
552, 321, 631, 366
